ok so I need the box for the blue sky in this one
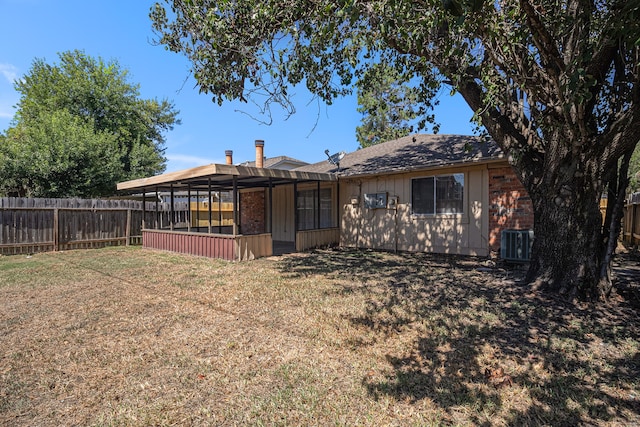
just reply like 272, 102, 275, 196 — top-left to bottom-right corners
0, 0, 476, 173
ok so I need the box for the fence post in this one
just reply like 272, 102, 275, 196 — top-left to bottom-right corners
53, 208, 59, 251
126, 209, 132, 246
631, 203, 637, 246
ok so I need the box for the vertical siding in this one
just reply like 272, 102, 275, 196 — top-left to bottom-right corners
339, 181, 361, 249
143, 229, 236, 261
142, 229, 272, 261
235, 234, 272, 260
339, 166, 490, 256
271, 185, 294, 242
296, 228, 340, 251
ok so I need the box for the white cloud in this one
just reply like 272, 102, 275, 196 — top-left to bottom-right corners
0, 63, 18, 84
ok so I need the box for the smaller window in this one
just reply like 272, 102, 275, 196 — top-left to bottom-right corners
412, 173, 464, 215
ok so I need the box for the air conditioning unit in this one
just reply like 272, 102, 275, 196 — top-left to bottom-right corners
500, 229, 534, 262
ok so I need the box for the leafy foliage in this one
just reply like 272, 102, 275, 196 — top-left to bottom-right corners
0, 110, 121, 197
150, 1, 640, 298
355, 62, 435, 148
0, 50, 180, 197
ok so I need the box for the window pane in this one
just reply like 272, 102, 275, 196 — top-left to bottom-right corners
296, 189, 316, 230
435, 174, 464, 214
296, 188, 333, 230
412, 177, 435, 214
319, 188, 332, 228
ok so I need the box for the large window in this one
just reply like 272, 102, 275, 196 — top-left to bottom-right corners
412, 173, 464, 215
297, 188, 332, 230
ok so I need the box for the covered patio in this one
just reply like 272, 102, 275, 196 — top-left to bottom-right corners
117, 161, 339, 261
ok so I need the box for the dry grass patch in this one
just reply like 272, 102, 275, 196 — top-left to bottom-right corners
1, 246, 639, 426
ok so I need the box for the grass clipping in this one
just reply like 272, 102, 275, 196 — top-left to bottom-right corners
1, 246, 639, 426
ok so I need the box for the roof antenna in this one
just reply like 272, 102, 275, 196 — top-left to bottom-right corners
325, 149, 346, 172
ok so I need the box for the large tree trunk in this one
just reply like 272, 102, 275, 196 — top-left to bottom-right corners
525, 162, 608, 300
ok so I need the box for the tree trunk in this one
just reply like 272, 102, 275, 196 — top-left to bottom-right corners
525, 167, 608, 300
599, 152, 632, 297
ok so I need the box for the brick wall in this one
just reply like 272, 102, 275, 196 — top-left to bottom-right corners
240, 191, 265, 235
488, 167, 534, 252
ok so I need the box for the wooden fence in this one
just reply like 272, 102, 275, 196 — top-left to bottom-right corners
623, 192, 640, 246
0, 197, 189, 255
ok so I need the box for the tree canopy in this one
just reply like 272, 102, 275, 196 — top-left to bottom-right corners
355, 62, 428, 148
150, 0, 640, 300
0, 50, 180, 197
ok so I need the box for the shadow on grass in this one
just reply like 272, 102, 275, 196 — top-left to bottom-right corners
279, 248, 640, 426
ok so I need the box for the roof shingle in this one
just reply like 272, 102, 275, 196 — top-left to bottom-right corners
294, 134, 503, 176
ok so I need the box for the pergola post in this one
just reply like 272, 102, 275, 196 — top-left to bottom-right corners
155, 187, 159, 229
218, 191, 223, 234
142, 190, 146, 230
208, 178, 212, 234
232, 176, 238, 236
196, 188, 200, 232
293, 180, 298, 250
170, 184, 175, 231
187, 184, 192, 232
316, 181, 321, 229
268, 178, 273, 233
336, 181, 340, 229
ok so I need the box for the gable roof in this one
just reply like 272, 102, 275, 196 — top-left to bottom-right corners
294, 134, 504, 177
240, 155, 309, 170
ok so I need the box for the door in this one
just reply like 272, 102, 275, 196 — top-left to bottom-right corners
271, 184, 295, 242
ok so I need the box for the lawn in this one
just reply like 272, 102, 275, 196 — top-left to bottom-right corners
1, 246, 638, 426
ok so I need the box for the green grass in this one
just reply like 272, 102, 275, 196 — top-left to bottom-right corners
0, 247, 638, 426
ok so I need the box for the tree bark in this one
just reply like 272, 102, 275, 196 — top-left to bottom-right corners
598, 152, 632, 297
525, 164, 608, 300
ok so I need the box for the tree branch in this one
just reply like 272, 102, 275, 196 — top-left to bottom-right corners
519, 0, 565, 76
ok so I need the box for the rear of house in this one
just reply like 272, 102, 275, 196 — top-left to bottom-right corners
296, 134, 534, 257
116, 134, 534, 260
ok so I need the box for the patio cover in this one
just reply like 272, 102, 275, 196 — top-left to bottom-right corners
117, 163, 337, 193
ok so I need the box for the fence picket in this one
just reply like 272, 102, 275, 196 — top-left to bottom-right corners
0, 197, 190, 255
622, 192, 640, 247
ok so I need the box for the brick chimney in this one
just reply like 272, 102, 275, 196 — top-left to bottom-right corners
225, 150, 233, 165
255, 140, 264, 168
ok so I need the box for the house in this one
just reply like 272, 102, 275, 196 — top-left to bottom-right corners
116, 135, 534, 260
296, 134, 533, 256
